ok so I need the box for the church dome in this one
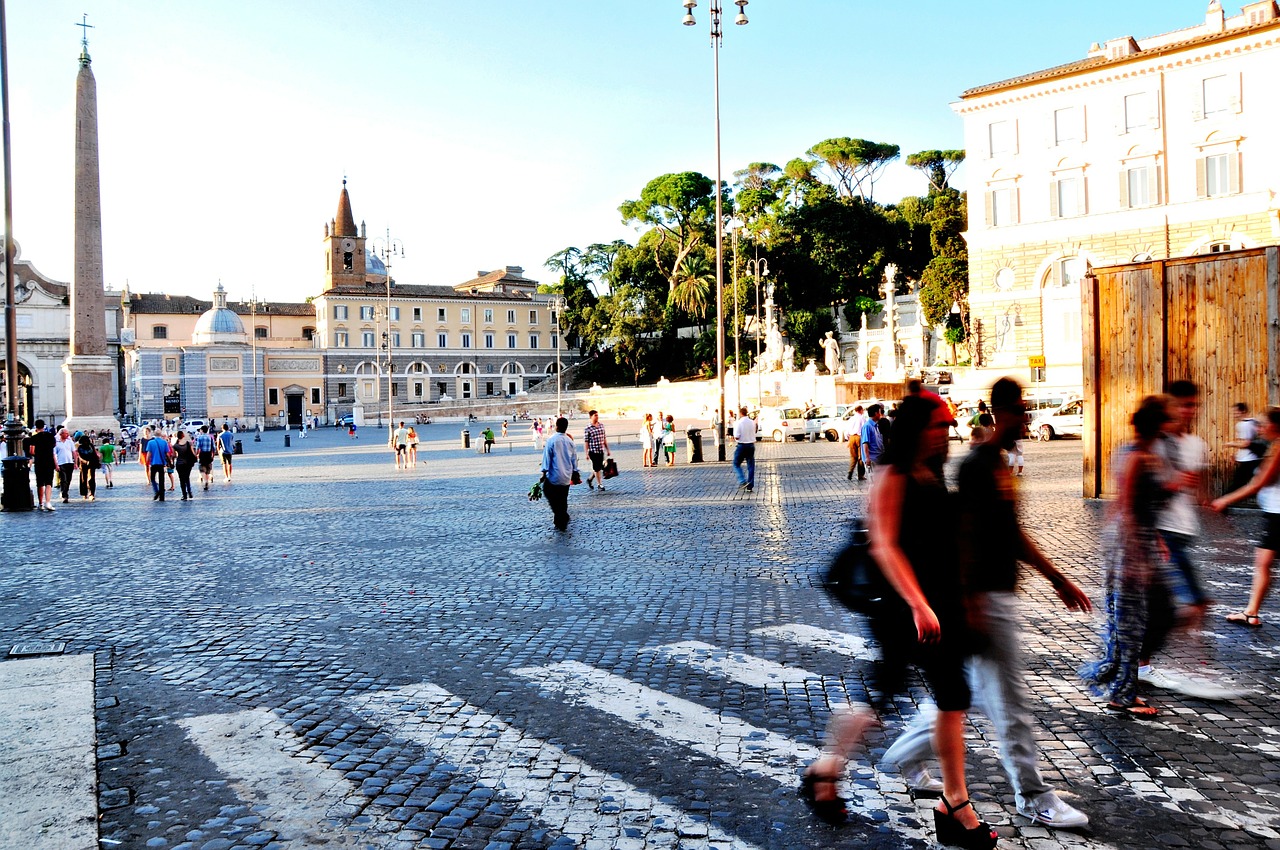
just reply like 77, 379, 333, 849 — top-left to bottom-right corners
367, 251, 387, 276
192, 282, 247, 345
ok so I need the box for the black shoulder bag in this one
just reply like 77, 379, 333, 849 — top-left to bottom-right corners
821, 516, 904, 617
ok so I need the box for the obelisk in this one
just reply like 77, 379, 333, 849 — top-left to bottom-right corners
62, 25, 118, 434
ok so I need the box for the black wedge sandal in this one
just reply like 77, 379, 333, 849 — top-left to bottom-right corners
933, 795, 998, 849
798, 772, 848, 826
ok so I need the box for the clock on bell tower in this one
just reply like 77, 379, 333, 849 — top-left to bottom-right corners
323, 178, 367, 292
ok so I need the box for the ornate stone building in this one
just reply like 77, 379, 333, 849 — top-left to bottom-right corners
953, 0, 1280, 396
0, 242, 124, 424
123, 182, 573, 426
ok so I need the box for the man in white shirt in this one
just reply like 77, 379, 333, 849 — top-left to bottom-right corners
732, 406, 757, 491
1230, 402, 1262, 503
1145, 380, 1215, 695
541, 417, 580, 530
392, 421, 410, 470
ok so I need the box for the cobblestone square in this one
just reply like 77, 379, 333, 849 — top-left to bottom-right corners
2, 423, 1279, 849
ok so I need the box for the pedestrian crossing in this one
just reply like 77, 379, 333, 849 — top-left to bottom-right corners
172, 621, 1280, 849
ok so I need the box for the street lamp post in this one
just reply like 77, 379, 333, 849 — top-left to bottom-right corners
747, 257, 767, 407
371, 230, 403, 434
731, 226, 740, 410
0, 0, 32, 512
550, 295, 565, 419
246, 290, 265, 440
682, 0, 748, 463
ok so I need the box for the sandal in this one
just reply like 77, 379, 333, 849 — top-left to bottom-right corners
799, 772, 848, 825
1225, 611, 1263, 627
933, 795, 998, 850
1106, 697, 1158, 718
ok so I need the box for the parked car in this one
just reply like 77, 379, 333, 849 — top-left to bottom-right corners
337, 413, 355, 427
1030, 398, 1084, 440
804, 406, 841, 442
755, 407, 807, 443
181, 418, 208, 433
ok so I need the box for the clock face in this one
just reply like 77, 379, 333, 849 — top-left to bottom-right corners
342, 239, 355, 251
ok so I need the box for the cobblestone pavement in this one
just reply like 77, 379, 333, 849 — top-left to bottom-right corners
3, 423, 1279, 850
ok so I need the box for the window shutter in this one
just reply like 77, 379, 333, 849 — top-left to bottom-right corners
1149, 98, 1161, 130
1012, 119, 1020, 155
1079, 105, 1088, 142
1078, 175, 1088, 214
984, 191, 994, 227
1013, 187, 1021, 224
1150, 166, 1162, 204
1119, 170, 1130, 208
1231, 72, 1242, 113
1229, 152, 1242, 194
1195, 157, 1207, 198
1049, 181, 1060, 218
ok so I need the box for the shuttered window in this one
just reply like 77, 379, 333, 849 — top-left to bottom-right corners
1197, 152, 1241, 198
1120, 166, 1160, 208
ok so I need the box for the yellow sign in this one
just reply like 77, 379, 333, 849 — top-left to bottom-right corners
1028, 356, 1046, 369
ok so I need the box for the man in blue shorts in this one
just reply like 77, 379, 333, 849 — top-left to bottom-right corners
217, 424, 235, 482
194, 426, 216, 491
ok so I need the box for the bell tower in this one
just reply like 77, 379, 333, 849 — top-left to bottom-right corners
323, 178, 366, 292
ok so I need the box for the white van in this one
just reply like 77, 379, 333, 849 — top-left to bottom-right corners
755, 407, 807, 442
1030, 398, 1084, 440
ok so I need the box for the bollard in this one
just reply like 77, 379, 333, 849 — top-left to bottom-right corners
461, 429, 470, 449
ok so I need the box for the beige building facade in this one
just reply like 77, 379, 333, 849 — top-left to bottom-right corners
953, 0, 1280, 395
124, 182, 573, 426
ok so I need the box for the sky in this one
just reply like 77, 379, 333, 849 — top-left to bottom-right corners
5, 1, 1225, 304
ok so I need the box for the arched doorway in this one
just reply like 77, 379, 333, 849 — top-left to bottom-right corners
0, 361, 35, 425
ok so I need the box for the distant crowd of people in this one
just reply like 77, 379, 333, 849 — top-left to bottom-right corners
22, 420, 238, 509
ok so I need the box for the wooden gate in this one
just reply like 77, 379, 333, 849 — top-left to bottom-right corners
1082, 246, 1280, 498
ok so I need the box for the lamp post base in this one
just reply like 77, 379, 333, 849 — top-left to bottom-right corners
1, 417, 33, 512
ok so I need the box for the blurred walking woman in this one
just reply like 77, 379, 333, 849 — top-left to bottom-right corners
1079, 396, 1173, 718
171, 430, 197, 501
802, 394, 996, 849
1211, 406, 1280, 627
75, 434, 100, 501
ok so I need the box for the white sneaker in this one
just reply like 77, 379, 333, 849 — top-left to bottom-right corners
597, 484, 605, 492
901, 765, 944, 797
1017, 794, 1089, 829
1137, 666, 1178, 690
1141, 666, 1252, 700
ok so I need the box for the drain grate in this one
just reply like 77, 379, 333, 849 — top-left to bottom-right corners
8, 641, 68, 657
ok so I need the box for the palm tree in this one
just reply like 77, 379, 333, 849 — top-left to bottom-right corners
669, 253, 715, 326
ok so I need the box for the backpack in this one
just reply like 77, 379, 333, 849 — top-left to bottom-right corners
1247, 419, 1270, 459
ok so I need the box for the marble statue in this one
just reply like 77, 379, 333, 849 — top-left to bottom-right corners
820, 330, 840, 375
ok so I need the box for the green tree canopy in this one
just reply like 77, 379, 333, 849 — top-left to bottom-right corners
806, 137, 901, 202
619, 172, 720, 295
906, 149, 965, 196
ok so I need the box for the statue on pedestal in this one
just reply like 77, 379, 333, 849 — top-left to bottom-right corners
820, 330, 840, 375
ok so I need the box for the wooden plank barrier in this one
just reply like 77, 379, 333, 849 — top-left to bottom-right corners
1083, 246, 1279, 498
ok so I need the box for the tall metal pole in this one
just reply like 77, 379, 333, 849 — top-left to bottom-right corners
1, 0, 32, 512
710, 2, 726, 461
553, 295, 564, 418
732, 227, 739, 409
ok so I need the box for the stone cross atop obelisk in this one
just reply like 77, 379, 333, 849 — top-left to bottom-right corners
62, 17, 118, 434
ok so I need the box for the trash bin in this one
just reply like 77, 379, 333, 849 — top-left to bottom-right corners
461, 429, 471, 449
233, 439, 243, 455
284, 434, 291, 447
686, 428, 704, 463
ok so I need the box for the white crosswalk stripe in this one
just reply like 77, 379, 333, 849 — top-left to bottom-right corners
178, 709, 396, 849
642, 640, 820, 688
349, 682, 765, 850
751, 623, 874, 659
512, 660, 821, 786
